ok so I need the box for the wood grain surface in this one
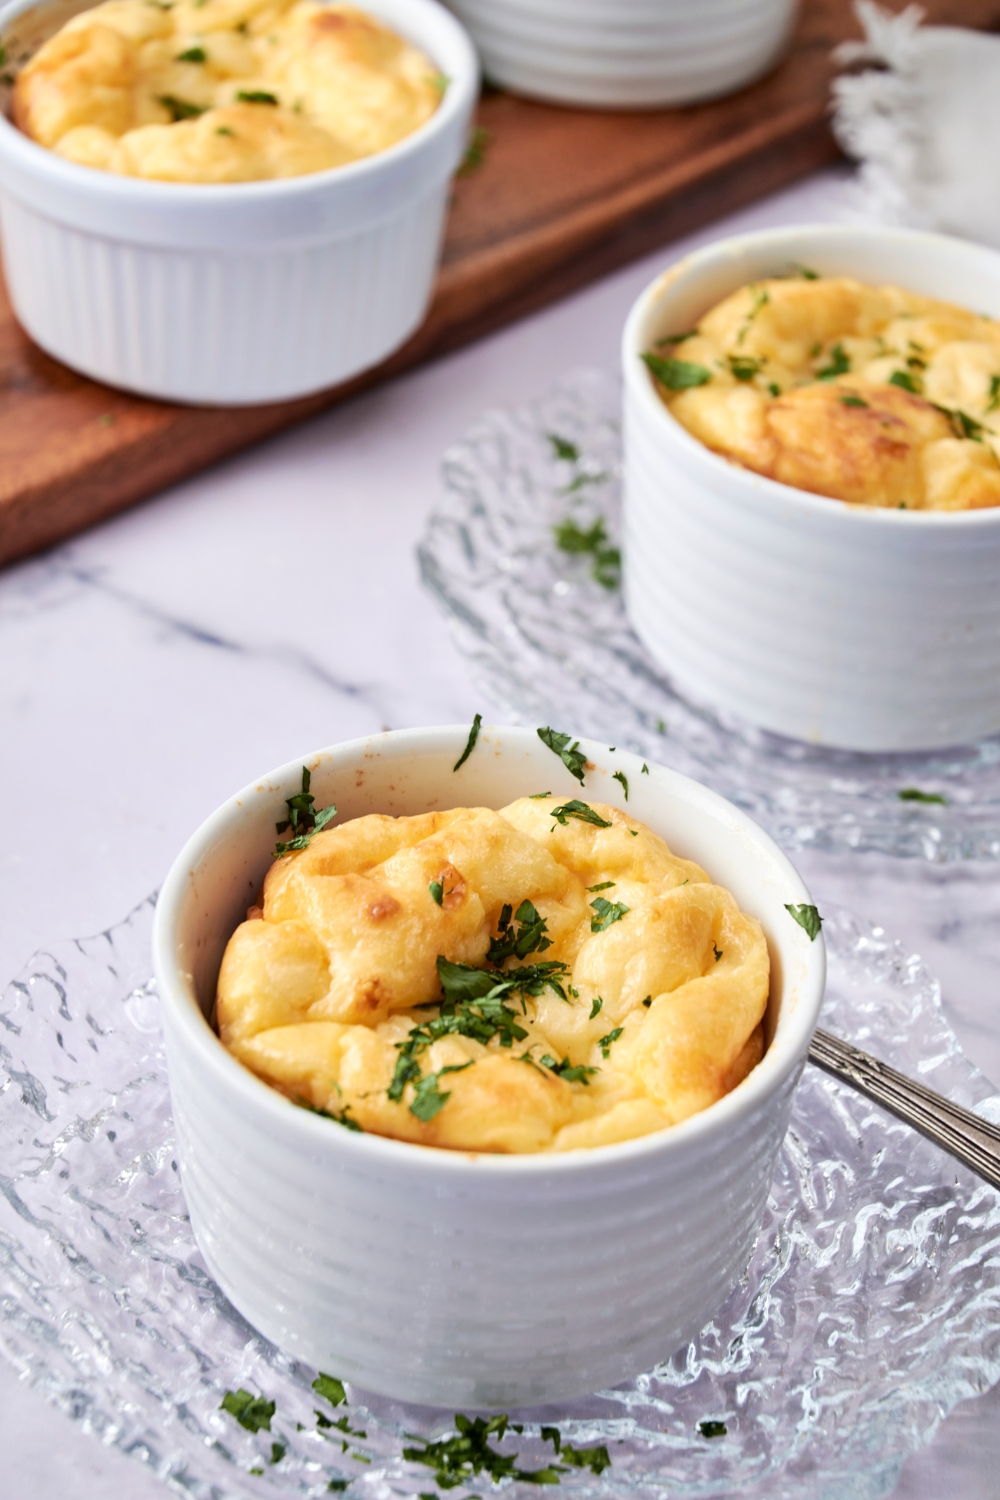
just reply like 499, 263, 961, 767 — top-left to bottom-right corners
2, 0, 999, 568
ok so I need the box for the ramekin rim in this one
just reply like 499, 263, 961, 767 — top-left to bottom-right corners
0, 0, 478, 202
622, 221, 1000, 528
152, 723, 826, 1177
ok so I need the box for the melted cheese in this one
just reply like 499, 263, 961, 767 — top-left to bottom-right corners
216, 798, 770, 1154
651, 275, 1000, 510
12, 0, 441, 181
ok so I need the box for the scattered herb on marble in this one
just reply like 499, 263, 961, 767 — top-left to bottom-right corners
898, 787, 948, 805
613, 770, 629, 800
220, 1389, 275, 1433
313, 1374, 348, 1407
816, 343, 850, 379
537, 727, 588, 784
548, 433, 580, 462
403, 1413, 565, 1487
698, 1419, 728, 1439
453, 712, 483, 771
328, 1483, 348, 1492
642, 352, 712, 390
550, 799, 611, 829
158, 94, 205, 119
552, 515, 620, 590
459, 125, 490, 174
598, 1026, 623, 1058
590, 896, 629, 932
270, 1442, 286, 1464
275, 766, 337, 855
784, 903, 823, 941
237, 88, 278, 103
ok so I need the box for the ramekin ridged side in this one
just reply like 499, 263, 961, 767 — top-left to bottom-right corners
622, 225, 1000, 753
153, 725, 825, 1407
444, 0, 798, 108
0, 0, 478, 403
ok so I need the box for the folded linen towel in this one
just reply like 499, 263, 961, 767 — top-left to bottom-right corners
832, 1, 1000, 247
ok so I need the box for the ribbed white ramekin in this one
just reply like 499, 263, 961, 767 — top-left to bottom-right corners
153, 724, 824, 1407
622, 225, 1000, 753
444, 0, 798, 108
0, 0, 477, 403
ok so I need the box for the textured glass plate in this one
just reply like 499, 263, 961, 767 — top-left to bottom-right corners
418, 369, 1000, 862
2, 902, 1000, 1500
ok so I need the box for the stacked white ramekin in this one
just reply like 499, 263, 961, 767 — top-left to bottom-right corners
0, 0, 478, 403
153, 724, 825, 1407
444, 0, 798, 107
623, 225, 1000, 753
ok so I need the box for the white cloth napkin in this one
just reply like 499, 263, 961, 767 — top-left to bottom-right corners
832, 1, 1000, 247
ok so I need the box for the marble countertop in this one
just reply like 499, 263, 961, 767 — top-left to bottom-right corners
2, 165, 1000, 1499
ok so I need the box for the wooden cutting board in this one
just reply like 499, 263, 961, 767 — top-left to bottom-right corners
2, 0, 998, 568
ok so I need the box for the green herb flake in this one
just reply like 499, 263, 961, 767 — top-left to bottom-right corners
403, 1412, 565, 1488
550, 799, 612, 829
587, 881, 615, 892
598, 1026, 624, 1058
933, 404, 985, 442
270, 1442, 286, 1464
898, 786, 948, 805
889, 369, 922, 394
553, 516, 620, 590
816, 343, 850, 380
220, 1389, 275, 1433
698, 1419, 728, 1439
429, 880, 444, 906
795, 264, 819, 280
728, 354, 763, 382
840, 394, 868, 408
274, 766, 337, 855
641, 762, 649, 774
453, 711, 482, 771
988, 374, 1000, 413
559, 1442, 612, 1476
313, 1373, 348, 1407
613, 769, 629, 800
158, 93, 206, 119
547, 433, 579, 461
642, 351, 712, 390
529, 791, 551, 799
430, 72, 449, 94
237, 88, 278, 103
0, 45, 6, 65
655, 329, 698, 347
538, 1053, 598, 1085
713, 944, 723, 963
297, 1098, 362, 1133
735, 283, 770, 346
589, 996, 603, 1019
459, 125, 490, 175
784, 903, 823, 941
215, 125, 234, 135
590, 896, 629, 932
328, 1484, 348, 1492
176, 45, 207, 60
488, 899, 552, 964
537, 726, 588, 784
641, 995, 652, 1008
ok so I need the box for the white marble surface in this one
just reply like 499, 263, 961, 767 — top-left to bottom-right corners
2, 165, 1000, 1499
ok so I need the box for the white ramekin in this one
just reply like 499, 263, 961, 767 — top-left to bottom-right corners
622, 224, 1000, 754
0, 0, 477, 403
152, 723, 824, 1407
443, 0, 798, 108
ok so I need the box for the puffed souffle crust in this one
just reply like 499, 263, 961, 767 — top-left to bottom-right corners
153, 725, 825, 1406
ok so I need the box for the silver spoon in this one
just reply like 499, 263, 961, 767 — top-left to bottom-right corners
809, 1028, 1000, 1190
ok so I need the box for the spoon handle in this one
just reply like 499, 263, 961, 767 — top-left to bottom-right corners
809, 1027, 1000, 1191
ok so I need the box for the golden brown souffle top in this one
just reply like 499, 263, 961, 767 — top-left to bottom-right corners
646, 273, 1000, 510
11, 0, 442, 181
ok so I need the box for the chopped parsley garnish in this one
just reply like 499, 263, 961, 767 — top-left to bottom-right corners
989, 374, 1000, 413
934, 404, 985, 442
736, 283, 770, 345
537, 726, 588, 784
587, 881, 615, 892
237, 88, 278, 103
698, 1419, 728, 1439
642, 352, 712, 389
324, 1415, 367, 1438
655, 329, 698, 347
768, 381, 781, 397
410, 1062, 473, 1122
430, 72, 449, 94
328, 1484, 348, 1493
898, 786, 948, 804
840, 394, 868, 408
589, 996, 603, 1019
597, 1026, 623, 1058
795, 264, 819, 280
553, 516, 620, 590
538, 1054, 598, 1085
488, 899, 552, 963
889, 369, 922, 394
459, 125, 490, 174
550, 799, 611, 829
220, 1389, 275, 1432
313, 1374, 347, 1406
453, 711, 482, 771
404, 1414, 565, 1487
816, 343, 850, 380
158, 94, 206, 119
274, 766, 337, 855
547, 433, 580, 461
176, 45, 207, 60
529, 791, 551, 798
270, 1442, 286, 1464
612, 769, 629, 799
641, 762, 649, 774
215, 126, 234, 135
728, 354, 763, 382
590, 896, 629, 932
713, 944, 723, 962
641, 995, 652, 1007
297, 1097, 362, 1132
556, 1442, 611, 1475
429, 880, 444, 906
784, 903, 823, 941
